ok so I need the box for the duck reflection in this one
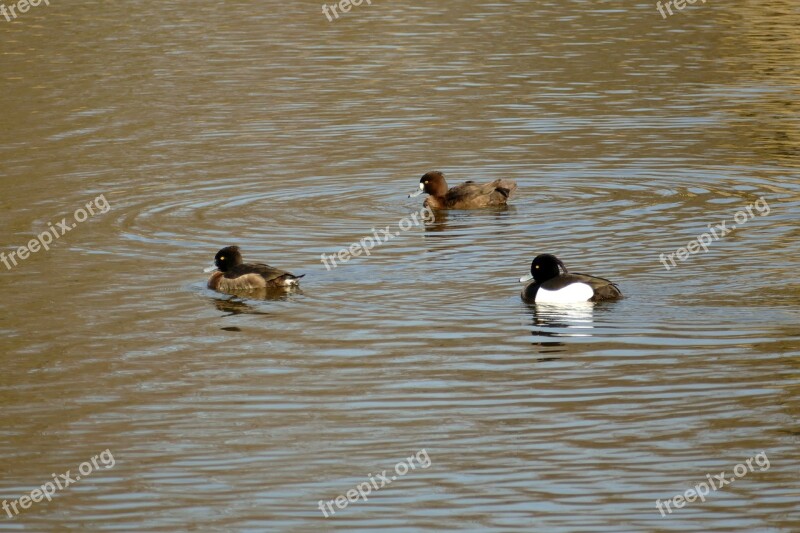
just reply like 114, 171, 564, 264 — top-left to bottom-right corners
422, 205, 517, 235
210, 287, 302, 316
527, 302, 596, 353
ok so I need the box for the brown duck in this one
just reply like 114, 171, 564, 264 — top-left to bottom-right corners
408, 171, 517, 209
205, 246, 303, 293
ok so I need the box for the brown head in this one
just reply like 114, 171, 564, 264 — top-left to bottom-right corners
409, 171, 449, 198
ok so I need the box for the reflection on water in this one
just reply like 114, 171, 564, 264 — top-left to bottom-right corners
208, 287, 304, 309
527, 302, 613, 355
210, 295, 273, 317
1, 0, 799, 530
529, 302, 596, 336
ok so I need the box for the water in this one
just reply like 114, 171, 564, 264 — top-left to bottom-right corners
1, 0, 799, 531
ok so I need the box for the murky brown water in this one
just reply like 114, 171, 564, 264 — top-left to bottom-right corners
2, 0, 799, 531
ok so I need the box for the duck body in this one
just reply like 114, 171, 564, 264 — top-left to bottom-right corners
410, 171, 517, 209
520, 254, 622, 304
522, 272, 622, 303
205, 246, 303, 293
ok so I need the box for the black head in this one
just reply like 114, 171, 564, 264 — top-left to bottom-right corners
213, 246, 243, 272
419, 171, 448, 197
530, 254, 568, 283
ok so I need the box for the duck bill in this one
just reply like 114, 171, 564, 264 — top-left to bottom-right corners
519, 273, 534, 283
203, 264, 218, 273
408, 182, 425, 198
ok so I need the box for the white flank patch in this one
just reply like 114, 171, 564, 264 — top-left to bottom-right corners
536, 283, 594, 303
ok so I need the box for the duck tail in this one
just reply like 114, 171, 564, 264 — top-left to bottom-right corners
281, 273, 305, 287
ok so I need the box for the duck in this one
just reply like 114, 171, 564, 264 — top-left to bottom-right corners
204, 246, 303, 292
408, 171, 517, 209
519, 254, 622, 304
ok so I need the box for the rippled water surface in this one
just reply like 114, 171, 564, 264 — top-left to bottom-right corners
1, 0, 799, 531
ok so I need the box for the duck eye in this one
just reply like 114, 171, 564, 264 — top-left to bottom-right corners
220, 256, 225, 260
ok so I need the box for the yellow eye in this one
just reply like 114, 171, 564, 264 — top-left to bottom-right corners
220, 256, 225, 260
535, 265, 539, 269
